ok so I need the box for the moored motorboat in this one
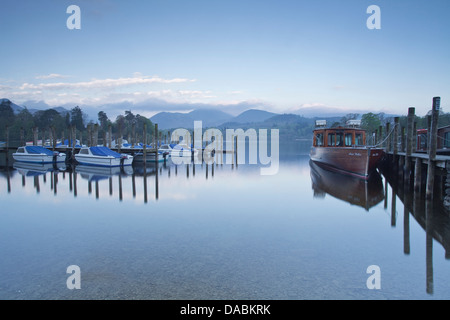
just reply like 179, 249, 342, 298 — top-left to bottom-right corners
75, 146, 133, 167
309, 120, 384, 180
12, 146, 66, 163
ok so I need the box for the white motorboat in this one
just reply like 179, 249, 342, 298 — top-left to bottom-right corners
12, 146, 66, 163
75, 146, 133, 167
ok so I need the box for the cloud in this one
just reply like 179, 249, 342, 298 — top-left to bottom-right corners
35, 73, 71, 80
21, 75, 196, 91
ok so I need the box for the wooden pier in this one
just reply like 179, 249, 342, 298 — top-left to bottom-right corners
378, 97, 450, 211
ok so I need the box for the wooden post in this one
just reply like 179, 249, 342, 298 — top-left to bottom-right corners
143, 123, 147, 162
426, 97, 440, 200
413, 121, 417, 153
155, 123, 159, 148
427, 115, 432, 154
103, 130, 107, 147
131, 122, 136, 148
405, 107, 415, 186
155, 123, 159, 169
87, 124, 92, 147
393, 117, 399, 155
385, 122, 391, 152
20, 127, 25, 147
414, 158, 422, 192
52, 126, 56, 151
401, 126, 406, 152
33, 127, 38, 146
118, 122, 123, 153
378, 126, 383, 145
108, 124, 112, 148
71, 126, 76, 152
93, 124, 99, 147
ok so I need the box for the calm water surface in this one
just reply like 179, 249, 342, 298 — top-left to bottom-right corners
1, 142, 449, 300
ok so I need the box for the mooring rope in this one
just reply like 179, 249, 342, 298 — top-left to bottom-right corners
370, 123, 400, 148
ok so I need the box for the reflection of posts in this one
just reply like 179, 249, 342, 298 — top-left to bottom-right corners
404, 202, 410, 255
73, 171, 78, 197
6, 169, 11, 193
119, 175, 123, 202
34, 175, 40, 193
155, 162, 159, 201
54, 171, 58, 195
132, 171, 136, 198
391, 188, 396, 227
425, 200, 434, 295
143, 164, 148, 204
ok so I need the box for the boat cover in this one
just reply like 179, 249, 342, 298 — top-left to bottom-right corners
90, 146, 122, 158
25, 146, 54, 156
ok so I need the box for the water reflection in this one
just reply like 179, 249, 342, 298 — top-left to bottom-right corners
4, 158, 228, 204
381, 165, 450, 295
309, 160, 385, 211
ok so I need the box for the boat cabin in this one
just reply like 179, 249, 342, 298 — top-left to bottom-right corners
416, 125, 450, 153
313, 120, 366, 148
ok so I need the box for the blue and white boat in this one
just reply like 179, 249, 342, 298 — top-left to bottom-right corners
75, 146, 133, 167
12, 146, 66, 163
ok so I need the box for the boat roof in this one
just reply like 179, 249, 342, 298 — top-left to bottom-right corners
89, 146, 122, 158
25, 146, 54, 156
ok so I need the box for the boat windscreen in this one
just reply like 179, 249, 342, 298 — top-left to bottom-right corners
90, 146, 122, 158
25, 146, 54, 156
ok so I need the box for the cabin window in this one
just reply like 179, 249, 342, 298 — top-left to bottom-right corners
345, 133, 353, 146
17, 147, 25, 153
336, 133, 344, 147
80, 149, 89, 155
445, 132, 450, 148
355, 133, 364, 146
315, 133, 324, 146
327, 133, 335, 146
419, 133, 427, 150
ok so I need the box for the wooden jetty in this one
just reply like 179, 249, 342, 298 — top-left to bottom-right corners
377, 97, 450, 210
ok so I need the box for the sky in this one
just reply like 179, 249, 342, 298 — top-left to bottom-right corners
0, 0, 449, 119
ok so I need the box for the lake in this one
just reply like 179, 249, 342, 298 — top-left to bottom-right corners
1, 142, 449, 300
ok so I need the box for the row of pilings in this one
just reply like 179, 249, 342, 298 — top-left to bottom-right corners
376, 97, 449, 210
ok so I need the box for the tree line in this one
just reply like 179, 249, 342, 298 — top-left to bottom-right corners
0, 100, 156, 145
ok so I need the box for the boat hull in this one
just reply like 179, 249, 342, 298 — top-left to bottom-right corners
75, 154, 133, 167
12, 153, 65, 164
310, 146, 384, 180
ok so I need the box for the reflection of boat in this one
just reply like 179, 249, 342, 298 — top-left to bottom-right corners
310, 120, 384, 180
132, 163, 159, 176
75, 146, 133, 167
309, 160, 384, 211
75, 165, 124, 182
133, 150, 165, 163
13, 161, 66, 176
12, 146, 66, 163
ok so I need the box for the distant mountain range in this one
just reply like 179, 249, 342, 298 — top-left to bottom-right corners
1, 98, 400, 137
1, 98, 70, 116
150, 108, 280, 129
